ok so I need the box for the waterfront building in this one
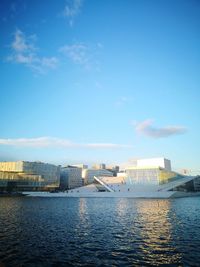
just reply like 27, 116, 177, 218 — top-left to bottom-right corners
92, 163, 106, 170
0, 161, 60, 191
125, 158, 181, 185
71, 164, 88, 169
193, 176, 200, 191
82, 168, 113, 184
106, 165, 120, 176
117, 171, 127, 179
60, 166, 82, 189
24, 157, 200, 198
129, 157, 171, 171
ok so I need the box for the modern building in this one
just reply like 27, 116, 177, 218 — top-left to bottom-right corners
125, 158, 180, 186
92, 163, 106, 170
71, 164, 88, 169
193, 176, 200, 191
0, 161, 60, 191
24, 158, 200, 198
82, 168, 113, 184
106, 165, 120, 176
117, 171, 127, 179
129, 157, 171, 171
60, 166, 82, 189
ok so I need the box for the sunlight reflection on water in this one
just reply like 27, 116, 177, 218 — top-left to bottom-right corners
0, 197, 200, 266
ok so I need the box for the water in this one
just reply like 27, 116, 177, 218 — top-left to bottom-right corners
0, 197, 200, 267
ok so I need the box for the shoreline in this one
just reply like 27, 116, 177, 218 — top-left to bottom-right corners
0, 192, 25, 197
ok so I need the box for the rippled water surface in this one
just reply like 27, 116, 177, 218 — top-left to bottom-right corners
0, 197, 200, 266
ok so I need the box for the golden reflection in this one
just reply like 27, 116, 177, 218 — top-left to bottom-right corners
116, 198, 129, 217
136, 200, 182, 265
78, 198, 88, 222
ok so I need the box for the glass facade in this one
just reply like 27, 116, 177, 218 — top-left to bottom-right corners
126, 167, 184, 186
0, 171, 43, 190
21, 161, 60, 188
60, 167, 82, 189
158, 169, 184, 185
0, 161, 60, 191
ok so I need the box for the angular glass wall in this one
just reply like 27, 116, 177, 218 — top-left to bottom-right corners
125, 168, 160, 185
125, 167, 185, 186
158, 169, 184, 185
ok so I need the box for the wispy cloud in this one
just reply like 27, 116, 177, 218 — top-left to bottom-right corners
11, 29, 32, 52
62, 0, 83, 26
135, 119, 187, 138
2, 2, 26, 22
59, 42, 102, 70
7, 29, 58, 73
59, 43, 92, 69
0, 137, 131, 149
115, 97, 130, 107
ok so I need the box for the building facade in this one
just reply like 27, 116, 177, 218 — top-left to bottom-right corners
92, 163, 106, 170
82, 168, 113, 184
60, 166, 83, 189
193, 176, 200, 191
125, 158, 182, 186
130, 158, 171, 171
0, 161, 60, 191
71, 164, 88, 169
106, 165, 120, 176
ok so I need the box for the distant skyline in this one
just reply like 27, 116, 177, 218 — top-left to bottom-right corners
1, 0, 199, 174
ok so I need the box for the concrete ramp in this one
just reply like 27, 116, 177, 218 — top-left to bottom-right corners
94, 176, 115, 192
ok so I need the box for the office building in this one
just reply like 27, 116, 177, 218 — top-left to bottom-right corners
71, 164, 88, 169
106, 165, 120, 176
92, 163, 106, 170
0, 161, 60, 191
60, 166, 82, 189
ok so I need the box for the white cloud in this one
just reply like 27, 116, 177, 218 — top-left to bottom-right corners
62, 0, 83, 26
84, 143, 131, 149
41, 57, 58, 69
59, 42, 102, 70
13, 53, 35, 64
135, 119, 187, 138
2, 2, 26, 22
0, 137, 131, 149
11, 29, 32, 52
7, 29, 58, 73
59, 43, 91, 69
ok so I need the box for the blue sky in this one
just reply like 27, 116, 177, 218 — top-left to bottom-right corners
0, 0, 199, 173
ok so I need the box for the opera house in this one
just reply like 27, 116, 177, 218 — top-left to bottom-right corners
25, 158, 200, 198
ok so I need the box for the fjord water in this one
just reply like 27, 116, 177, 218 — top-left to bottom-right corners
0, 197, 200, 266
